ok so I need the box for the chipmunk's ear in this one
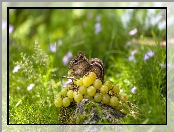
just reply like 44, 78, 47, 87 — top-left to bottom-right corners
78, 51, 85, 57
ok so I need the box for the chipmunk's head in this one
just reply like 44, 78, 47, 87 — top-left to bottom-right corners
68, 51, 90, 77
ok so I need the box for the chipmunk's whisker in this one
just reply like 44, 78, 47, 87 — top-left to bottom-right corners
62, 76, 75, 80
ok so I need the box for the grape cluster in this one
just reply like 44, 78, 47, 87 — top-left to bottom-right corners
54, 72, 130, 112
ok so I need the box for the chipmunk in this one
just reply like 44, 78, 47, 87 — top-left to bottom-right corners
68, 51, 104, 82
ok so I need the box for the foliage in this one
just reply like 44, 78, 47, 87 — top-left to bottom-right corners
9, 9, 166, 124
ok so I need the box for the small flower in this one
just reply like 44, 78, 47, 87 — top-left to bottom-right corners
17, 87, 21, 90
125, 41, 131, 48
62, 51, 72, 66
144, 50, 154, 62
128, 55, 135, 62
9, 24, 14, 34
159, 63, 166, 68
131, 86, 137, 94
95, 14, 102, 22
131, 50, 138, 56
129, 28, 138, 36
128, 50, 137, 62
27, 83, 35, 91
87, 12, 92, 19
12, 65, 21, 73
49, 43, 57, 53
95, 22, 102, 34
62, 79, 72, 88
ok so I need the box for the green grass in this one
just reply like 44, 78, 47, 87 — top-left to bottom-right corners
9, 9, 166, 124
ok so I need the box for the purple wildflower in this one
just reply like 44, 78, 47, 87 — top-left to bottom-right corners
129, 28, 138, 36
125, 41, 131, 48
12, 65, 20, 73
62, 51, 72, 66
27, 83, 35, 91
131, 86, 137, 94
62, 79, 72, 88
49, 43, 57, 53
144, 50, 154, 62
95, 22, 102, 34
128, 50, 137, 62
128, 55, 135, 62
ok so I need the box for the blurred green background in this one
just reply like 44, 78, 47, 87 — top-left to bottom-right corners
9, 8, 166, 74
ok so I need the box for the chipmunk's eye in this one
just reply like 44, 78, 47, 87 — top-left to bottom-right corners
73, 59, 78, 63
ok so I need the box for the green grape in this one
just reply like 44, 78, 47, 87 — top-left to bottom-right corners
55, 92, 62, 98
74, 93, 83, 103
94, 93, 102, 102
73, 91, 78, 97
83, 77, 93, 87
110, 96, 119, 107
88, 72, 96, 82
67, 90, 74, 99
93, 79, 102, 89
87, 86, 96, 96
61, 87, 68, 96
120, 94, 128, 103
54, 97, 63, 107
79, 85, 87, 95
63, 97, 70, 107
122, 103, 130, 114
102, 94, 110, 104
84, 94, 93, 100
112, 86, 120, 94
104, 81, 112, 90
114, 104, 123, 110
100, 85, 109, 94
75, 78, 83, 86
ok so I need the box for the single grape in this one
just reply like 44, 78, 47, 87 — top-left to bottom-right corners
112, 86, 120, 94
79, 85, 87, 95
62, 97, 70, 107
54, 97, 63, 107
100, 85, 109, 94
67, 90, 74, 99
55, 92, 62, 98
76, 78, 83, 86
110, 96, 119, 107
102, 94, 110, 104
73, 91, 78, 97
94, 93, 102, 102
93, 79, 102, 89
88, 72, 96, 82
114, 104, 123, 110
74, 93, 83, 103
104, 81, 112, 90
83, 77, 93, 87
120, 94, 128, 103
87, 86, 96, 96
84, 94, 93, 100
122, 103, 130, 114
61, 87, 68, 96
